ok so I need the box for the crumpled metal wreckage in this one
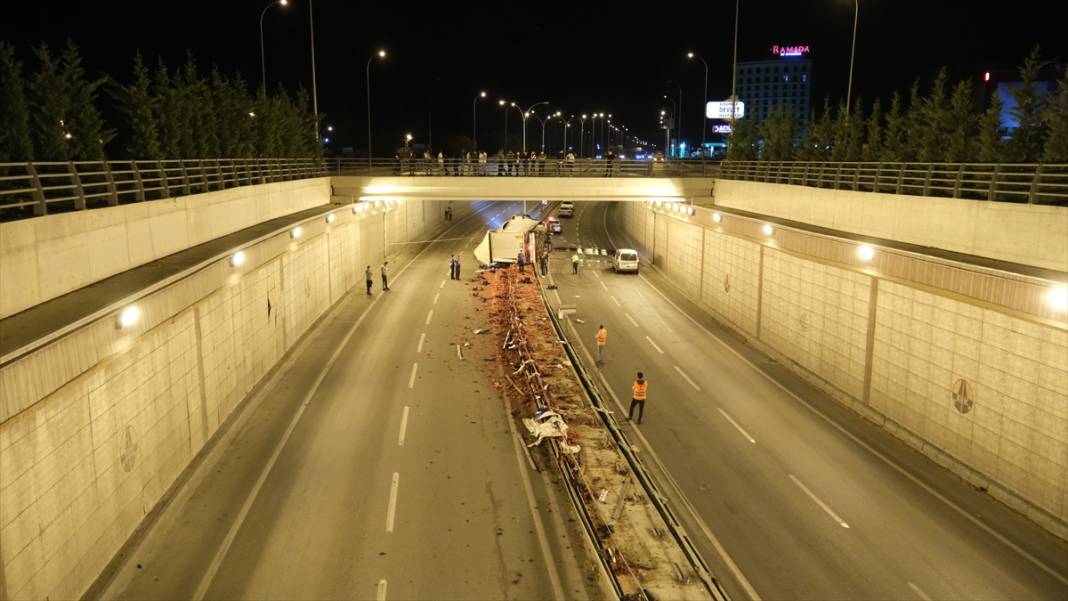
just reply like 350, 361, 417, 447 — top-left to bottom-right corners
523, 407, 581, 454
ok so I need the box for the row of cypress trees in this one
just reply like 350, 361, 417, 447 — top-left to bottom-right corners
727, 48, 1068, 164
0, 40, 320, 163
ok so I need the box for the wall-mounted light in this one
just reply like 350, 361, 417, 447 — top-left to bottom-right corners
762, 224, 774, 236
117, 305, 141, 329
1047, 285, 1068, 312
291, 226, 303, 239
856, 244, 875, 262
230, 251, 247, 267
712, 212, 722, 223
326, 212, 336, 224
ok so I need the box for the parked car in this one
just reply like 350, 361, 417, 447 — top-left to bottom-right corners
613, 249, 640, 273
548, 217, 562, 234
558, 201, 575, 217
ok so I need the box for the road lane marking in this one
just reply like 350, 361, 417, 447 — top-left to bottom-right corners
717, 408, 757, 444
675, 365, 701, 391
907, 582, 933, 601
425, 309, 434, 325
433, 292, 440, 305
417, 332, 425, 353
189, 200, 501, 601
398, 406, 409, 446
645, 336, 664, 354
408, 363, 419, 388
611, 295, 621, 307
376, 579, 388, 601
592, 270, 600, 279
386, 472, 400, 532
625, 313, 639, 328
439, 279, 445, 288
599, 280, 608, 291
788, 474, 850, 528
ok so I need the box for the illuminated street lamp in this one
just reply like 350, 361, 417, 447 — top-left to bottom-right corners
366, 49, 387, 166
687, 51, 710, 147
259, 0, 288, 95
515, 100, 549, 152
472, 90, 487, 151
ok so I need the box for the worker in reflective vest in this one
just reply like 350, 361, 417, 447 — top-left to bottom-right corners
595, 325, 607, 363
629, 372, 648, 424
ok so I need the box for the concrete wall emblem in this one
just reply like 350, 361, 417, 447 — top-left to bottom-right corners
952, 378, 975, 414
724, 273, 731, 293
120, 425, 138, 472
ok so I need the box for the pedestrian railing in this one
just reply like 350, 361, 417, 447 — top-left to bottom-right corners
718, 160, 1068, 205
3, 157, 1065, 221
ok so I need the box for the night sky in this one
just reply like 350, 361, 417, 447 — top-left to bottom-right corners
3, 1, 1065, 155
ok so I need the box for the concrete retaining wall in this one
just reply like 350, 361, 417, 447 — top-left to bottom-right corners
617, 201, 1068, 539
712, 179, 1068, 272
0, 178, 332, 319
0, 198, 460, 600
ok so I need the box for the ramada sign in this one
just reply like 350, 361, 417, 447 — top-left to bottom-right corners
772, 44, 810, 57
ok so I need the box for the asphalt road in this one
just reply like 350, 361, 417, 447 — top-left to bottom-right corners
545, 201, 1068, 601
97, 201, 601, 601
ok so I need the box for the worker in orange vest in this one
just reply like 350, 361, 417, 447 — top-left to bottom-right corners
595, 324, 607, 363
629, 372, 648, 424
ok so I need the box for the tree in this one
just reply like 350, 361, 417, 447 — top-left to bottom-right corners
796, 99, 833, 161
726, 117, 759, 160
881, 91, 908, 161
916, 68, 952, 162
29, 43, 70, 161
0, 41, 34, 161
944, 80, 977, 163
830, 99, 864, 161
761, 106, 799, 161
1042, 65, 1068, 162
1005, 46, 1048, 162
181, 53, 216, 158
977, 93, 1005, 163
295, 86, 319, 158
110, 51, 161, 159
61, 39, 111, 160
154, 59, 181, 159
862, 98, 883, 162
900, 80, 923, 161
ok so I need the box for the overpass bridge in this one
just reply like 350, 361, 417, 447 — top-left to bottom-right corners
1, 158, 1066, 601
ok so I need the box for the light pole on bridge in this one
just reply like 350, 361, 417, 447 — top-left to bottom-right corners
472, 90, 487, 151
258, 0, 288, 96
365, 49, 387, 167
687, 51, 710, 148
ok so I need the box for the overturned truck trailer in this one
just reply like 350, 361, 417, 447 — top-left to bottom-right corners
473, 214, 541, 265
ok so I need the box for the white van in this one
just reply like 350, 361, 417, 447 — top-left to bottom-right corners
558, 202, 574, 217
613, 249, 639, 273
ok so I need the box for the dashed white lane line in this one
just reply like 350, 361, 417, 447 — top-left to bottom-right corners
386, 472, 400, 532
416, 332, 425, 354
433, 292, 440, 305
592, 270, 600, 279
674, 365, 701, 391
646, 335, 664, 354
376, 579, 388, 601
599, 280, 608, 291
439, 279, 445, 289
425, 309, 434, 325
907, 581, 933, 601
625, 313, 639, 328
717, 408, 757, 444
408, 363, 419, 389
398, 406, 409, 446
788, 474, 850, 529
611, 295, 622, 307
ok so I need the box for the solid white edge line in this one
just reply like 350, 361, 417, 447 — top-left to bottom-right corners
674, 365, 702, 391
566, 316, 762, 601
408, 363, 419, 389
717, 408, 757, 444
500, 376, 566, 600
907, 581, 933, 601
376, 579, 388, 601
433, 292, 440, 305
189, 202, 499, 600
645, 335, 664, 354
425, 309, 433, 325
625, 313, 639, 328
398, 406, 409, 447
386, 472, 400, 532
788, 474, 850, 528
599, 203, 1068, 587
417, 332, 425, 354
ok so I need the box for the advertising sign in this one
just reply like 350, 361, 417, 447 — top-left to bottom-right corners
771, 44, 811, 57
711, 124, 732, 134
706, 101, 745, 120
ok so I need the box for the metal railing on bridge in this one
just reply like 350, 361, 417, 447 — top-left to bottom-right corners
2, 157, 1064, 221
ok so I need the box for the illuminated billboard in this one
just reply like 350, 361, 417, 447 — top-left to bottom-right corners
771, 44, 810, 57
706, 101, 746, 120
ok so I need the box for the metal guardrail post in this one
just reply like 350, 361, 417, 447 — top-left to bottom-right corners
1028, 164, 1043, 204
198, 160, 208, 192
834, 163, 844, 189
952, 163, 964, 198
68, 161, 87, 210
180, 160, 191, 195
103, 161, 119, 206
27, 162, 47, 216
215, 159, 224, 190
157, 160, 170, 198
988, 163, 1000, 201
131, 162, 146, 202
895, 163, 904, 195
852, 163, 860, 191
873, 163, 881, 193
922, 164, 933, 196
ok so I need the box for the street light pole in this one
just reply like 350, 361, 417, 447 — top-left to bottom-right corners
365, 49, 386, 167
472, 90, 487, 151
579, 115, 587, 158
729, 0, 740, 144
687, 52, 709, 148
517, 100, 549, 153
846, 0, 859, 114
308, 0, 319, 148
259, 0, 287, 96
